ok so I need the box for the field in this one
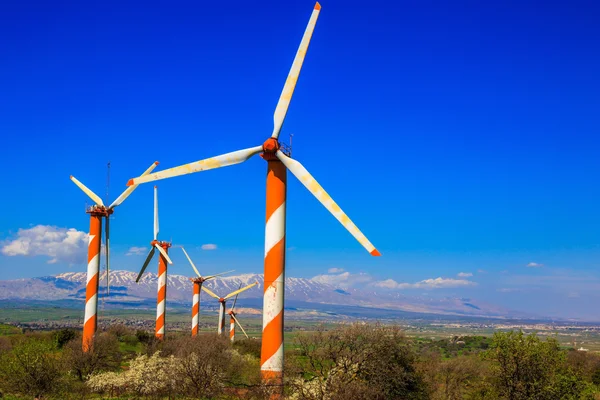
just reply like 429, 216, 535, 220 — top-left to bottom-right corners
1, 300, 600, 352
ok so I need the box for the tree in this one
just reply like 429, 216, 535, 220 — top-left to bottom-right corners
0, 338, 65, 398
433, 356, 488, 400
288, 323, 428, 400
54, 328, 77, 349
484, 331, 594, 400
63, 332, 122, 381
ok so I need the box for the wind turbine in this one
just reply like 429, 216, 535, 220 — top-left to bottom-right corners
125, 2, 379, 388
135, 186, 174, 340
70, 161, 158, 351
227, 285, 250, 342
180, 246, 234, 336
201, 282, 259, 335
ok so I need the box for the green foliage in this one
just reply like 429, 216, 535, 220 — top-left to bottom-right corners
63, 332, 122, 381
233, 337, 262, 358
135, 329, 152, 344
54, 328, 77, 348
483, 330, 595, 400
0, 337, 65, 398
289, 323, 429, 400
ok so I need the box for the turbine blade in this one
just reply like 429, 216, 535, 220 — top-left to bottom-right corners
181, 246, 201, 277
154, 186, 159, 240
231, 283, 242, 311
201, 285, 221, 300
70, 176, 104, 206
155, 244, 173, 265
126, 146, 263, 186
271, 2, 321, 139
276, 150, 380, 256
232, 314, 249, 339
204, 270, 235, 280
136, 247, 156, 282
224, 281, 258, 300
105, 216, 110, 295
109, 161, 159, 209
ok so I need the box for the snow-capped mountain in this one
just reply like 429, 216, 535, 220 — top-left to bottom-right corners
0, 270, 515, 318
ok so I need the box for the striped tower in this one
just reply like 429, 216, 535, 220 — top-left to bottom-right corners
191, 279, 201, 336
155, 244, 169, 340
261, 159, 287, 390
218, 301, 226, 335
229, 314, 236, 342
82, 211, 104, 351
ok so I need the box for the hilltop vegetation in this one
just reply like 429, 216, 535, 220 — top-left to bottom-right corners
0, 323, 599, 399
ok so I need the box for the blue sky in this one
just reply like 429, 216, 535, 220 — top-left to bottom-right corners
1, 0, 599, 319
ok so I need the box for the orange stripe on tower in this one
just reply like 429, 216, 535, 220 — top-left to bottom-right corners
261, 159, 287, 393
261, 311, 283, 364
263, 239, 285, 292
82, 214, 102, 352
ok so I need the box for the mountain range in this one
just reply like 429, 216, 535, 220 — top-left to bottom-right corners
0, 270, 526, 319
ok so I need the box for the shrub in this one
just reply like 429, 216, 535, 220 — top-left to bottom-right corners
0, 338, 65, 398
288, 323, 428, 400
63, 332, 122, 381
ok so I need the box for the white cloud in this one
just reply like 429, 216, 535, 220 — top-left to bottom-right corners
477, 269, 487, 273
311, 271, 373, 288
457, 272, 473, 277
527, 262, 543, 268
373, 277, 477, 290
328, 267, 344, 273
201, 244, 217, 251
126, 246, 147, 256
1, 225, 88, 264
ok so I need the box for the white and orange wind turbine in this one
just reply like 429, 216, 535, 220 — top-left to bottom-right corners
126, 2, 379, 389
70, 161, 158, 351
201, 282, 258, 336
134, 185, 174, 340
180, 246, 234, 336
226, 285, 250, 342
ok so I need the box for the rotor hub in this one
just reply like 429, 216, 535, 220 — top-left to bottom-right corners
86, 205, 113, 217
261, 138, 281, 161
151, 240, 171, 249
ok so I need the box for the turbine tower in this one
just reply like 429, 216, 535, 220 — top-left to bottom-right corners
135, 186, 174, 340
70, 161, 158, 351
180, 246, 233, 336
227, 286, 250, 342
125, 2, 379, 390
201, 282, 258, 335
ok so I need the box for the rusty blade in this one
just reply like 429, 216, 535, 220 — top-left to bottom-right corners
109, 161, 159, 209
70, 176, 104, 206
271, 2, 321, 139
126, 146, 263, 186
276, 150, 380, 256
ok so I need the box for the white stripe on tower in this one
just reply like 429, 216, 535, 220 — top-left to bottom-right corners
83, 214, 102, 352
155, 250, 167, 338
192, 290, 199, 336
261, 160, 287, 384
218, 302, 225, 334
